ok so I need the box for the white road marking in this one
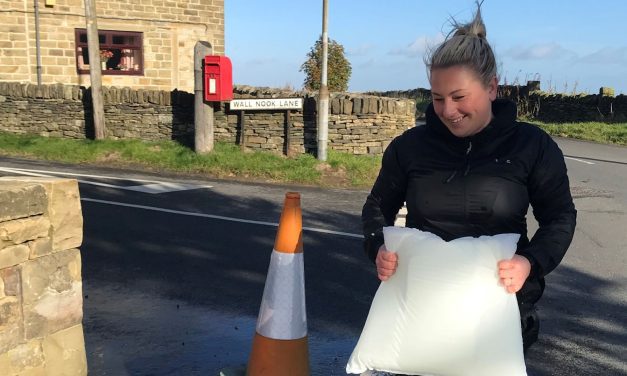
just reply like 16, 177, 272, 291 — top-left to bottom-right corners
0, 167, 50, 177
81, 197, 364, 239
121, 182, 207, 194
0, 166, 167, 183
565, 156, 595, 165
1, 166, 362, 237
0, 167, 212, 193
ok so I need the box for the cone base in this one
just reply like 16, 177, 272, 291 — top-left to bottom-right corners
247, 333, 309, 376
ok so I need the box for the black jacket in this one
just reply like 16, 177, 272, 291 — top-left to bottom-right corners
362, 99, 577, 308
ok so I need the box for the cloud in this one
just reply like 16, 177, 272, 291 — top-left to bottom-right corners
357, 58, 377, 69
578, 47, 627, 65
347, 44, 375, 57
504, 42, 577, 61
388, 34, 445, 58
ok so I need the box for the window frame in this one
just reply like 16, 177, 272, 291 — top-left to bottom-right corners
75, 29, 144, 76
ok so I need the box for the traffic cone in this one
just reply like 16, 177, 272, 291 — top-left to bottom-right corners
246, 192, 309, 376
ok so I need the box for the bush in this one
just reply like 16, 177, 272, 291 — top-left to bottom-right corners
300, 37, 351, 92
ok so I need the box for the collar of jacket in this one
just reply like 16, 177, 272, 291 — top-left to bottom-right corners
424, 98, 518, 150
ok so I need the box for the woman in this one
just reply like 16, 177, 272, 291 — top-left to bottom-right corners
361, 3, 577, 355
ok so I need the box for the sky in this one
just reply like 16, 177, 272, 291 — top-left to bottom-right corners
225, 1, 627, 95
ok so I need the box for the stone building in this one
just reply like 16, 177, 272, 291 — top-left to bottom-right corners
0, 0, 224, 92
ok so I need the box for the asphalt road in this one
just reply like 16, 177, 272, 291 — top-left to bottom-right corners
0, 137, 625, 376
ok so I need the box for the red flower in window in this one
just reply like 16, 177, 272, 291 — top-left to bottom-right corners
99, 50, 114, 61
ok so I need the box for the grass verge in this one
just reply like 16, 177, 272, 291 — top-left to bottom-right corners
529, 121, 627, 146
1, 121, 624, 188
0, 131, 382, 188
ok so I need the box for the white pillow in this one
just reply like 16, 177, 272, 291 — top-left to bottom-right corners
346, 227, 527, 376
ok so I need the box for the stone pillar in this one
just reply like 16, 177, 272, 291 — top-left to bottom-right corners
0, 178, 87, 376
527, 80, 541, 92
599, 87, 615, 97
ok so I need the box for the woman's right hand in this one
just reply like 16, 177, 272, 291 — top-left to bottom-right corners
376, 245, 398, 281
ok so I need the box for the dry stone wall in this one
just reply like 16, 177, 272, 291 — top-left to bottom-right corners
0, 177, 87, 376
375, 81, 627, 123
0, 82, 416, 156
215, 86, 416, 155
496, 81, 627, 122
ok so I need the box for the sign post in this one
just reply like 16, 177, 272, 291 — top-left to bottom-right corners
285, 110, 292, 157
239, 110, 246, 151
230, 98, 303, 156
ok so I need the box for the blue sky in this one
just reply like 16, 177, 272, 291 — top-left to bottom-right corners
226, 1, 627, 94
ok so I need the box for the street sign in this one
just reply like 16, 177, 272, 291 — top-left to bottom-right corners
230, 98, 303, 111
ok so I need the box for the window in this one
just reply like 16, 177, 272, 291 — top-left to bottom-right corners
75, 29, 143, 75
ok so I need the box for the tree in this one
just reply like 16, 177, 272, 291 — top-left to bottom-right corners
300, 37, 351, 92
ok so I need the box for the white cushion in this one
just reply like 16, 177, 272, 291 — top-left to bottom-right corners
346, 227, 527, 376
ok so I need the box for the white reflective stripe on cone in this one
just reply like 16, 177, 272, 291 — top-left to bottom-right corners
256, 250, 307, 340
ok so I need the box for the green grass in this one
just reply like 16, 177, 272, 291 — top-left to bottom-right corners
529, 121, 627, 145
1, 121, 624, 188
327, 150, 381, 186
0, 131, 382, 188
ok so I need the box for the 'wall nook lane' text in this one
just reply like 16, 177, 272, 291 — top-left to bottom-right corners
230, 98, 303, 111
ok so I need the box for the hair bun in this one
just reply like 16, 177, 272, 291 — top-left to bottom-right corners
453, 18, 487, 39
425, 0, 497, 87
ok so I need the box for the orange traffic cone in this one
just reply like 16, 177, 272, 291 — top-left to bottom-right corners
246, 192, 309, 376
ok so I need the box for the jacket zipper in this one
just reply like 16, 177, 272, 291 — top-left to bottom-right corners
463, 141, 472, 220
463, 141, 472, 176
444, 140, 473, 183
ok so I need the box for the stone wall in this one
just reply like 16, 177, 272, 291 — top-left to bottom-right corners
374, 81, 627, 123
0, 82, 194, 140
0, 82, 416, 155
216, 86, 415, 155
499, 83, 626, 122
0, 177, 86, 376
367, 88, 432, 120
0, 0, 224, 92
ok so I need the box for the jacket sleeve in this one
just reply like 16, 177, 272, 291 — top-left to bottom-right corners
362, 138, 408, 263
518, 134, 577, 278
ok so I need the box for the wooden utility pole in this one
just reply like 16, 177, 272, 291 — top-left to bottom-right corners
194, 41, 214, 153
84, 0, 105, 139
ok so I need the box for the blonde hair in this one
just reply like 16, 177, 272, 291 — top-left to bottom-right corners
425, 1, 497, 87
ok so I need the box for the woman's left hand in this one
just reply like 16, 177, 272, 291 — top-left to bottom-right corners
498, 255, 531, 294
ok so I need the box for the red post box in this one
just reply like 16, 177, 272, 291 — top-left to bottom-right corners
204, 55, 233, 102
